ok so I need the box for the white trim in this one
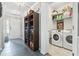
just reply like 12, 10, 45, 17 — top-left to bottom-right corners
40, 3, 49, 55
21, 17, 25, 41
73, 2, 78, 56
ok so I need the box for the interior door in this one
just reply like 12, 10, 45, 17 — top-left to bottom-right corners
9, 17, 21, 39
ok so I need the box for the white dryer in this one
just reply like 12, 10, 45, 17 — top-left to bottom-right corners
63, 30, 72, 50
51, 30, 63, 47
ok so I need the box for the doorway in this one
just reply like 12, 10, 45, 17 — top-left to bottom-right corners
3, 15, 22, 44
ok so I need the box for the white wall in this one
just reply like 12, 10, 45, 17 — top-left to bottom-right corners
73, 2, 79, 56
48, 2, 73, 30
40, 3, 49, 55
64, 18, 72, 30
28, 2, 41, 13
72, 3, 78, 55
77, 3, 79, 55
0, 17, 4, 49
0, 3, 4, 49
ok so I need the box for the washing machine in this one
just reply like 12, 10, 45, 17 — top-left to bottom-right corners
51, 30, 63, 47
63, 30, 72, 50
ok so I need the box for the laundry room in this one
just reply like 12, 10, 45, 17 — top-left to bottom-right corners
47, 2, 73, 56
0, 2, 79, 56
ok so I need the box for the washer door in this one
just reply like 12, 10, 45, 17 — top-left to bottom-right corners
53, 34, 59, 41
66, 35, 72, 44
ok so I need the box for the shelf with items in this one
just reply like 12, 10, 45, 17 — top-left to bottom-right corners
52, 10, 72, 21
24, 19, 33, 23
24, 10, 39, 51
29, 21, 33, 26
24, 21, 29, 23
29, 15, 33, 19
24, 23, 28, 26
52, 12, 63, 16
52, 4, 73, 21
52, 15, 72, 21
52, 13, 63, 21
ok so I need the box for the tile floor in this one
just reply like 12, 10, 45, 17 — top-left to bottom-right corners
0, 39, 43, 56
47, 44, 72, 56
0, 39, 72, 56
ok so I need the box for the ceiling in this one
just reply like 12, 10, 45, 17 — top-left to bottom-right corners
2, 2, 35, 17
2, 2, 53, 17
4, 2, 35, 10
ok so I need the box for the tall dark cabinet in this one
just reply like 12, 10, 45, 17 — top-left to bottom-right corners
0, 2, 2, 17
24, 10, 39, 51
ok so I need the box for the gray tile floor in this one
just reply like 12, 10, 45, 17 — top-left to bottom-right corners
0, 39, 43, 56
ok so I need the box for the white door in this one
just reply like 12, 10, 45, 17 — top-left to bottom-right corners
9, 17, 21, 39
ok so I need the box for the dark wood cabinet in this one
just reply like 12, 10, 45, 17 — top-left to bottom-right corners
24, 10, 39, 51
0, 2, 2, 17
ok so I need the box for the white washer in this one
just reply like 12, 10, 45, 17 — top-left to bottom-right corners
51, 30, 63, 47
63, 30, 72, 50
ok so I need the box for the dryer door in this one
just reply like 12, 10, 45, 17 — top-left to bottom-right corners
53, 34, 59, 41
66, 35, 72, 44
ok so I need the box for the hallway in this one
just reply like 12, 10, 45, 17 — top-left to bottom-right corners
0, 39, 43, 56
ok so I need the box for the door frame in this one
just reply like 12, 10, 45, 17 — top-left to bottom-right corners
9, 16, 22, 39
3, 14, 22, 41
72, 2, 78, 56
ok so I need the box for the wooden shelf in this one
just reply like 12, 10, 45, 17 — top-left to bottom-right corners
24, 11, 39, 51
52, 12, 63, 16
25, 20, 33, 23
53, 16, 72, 21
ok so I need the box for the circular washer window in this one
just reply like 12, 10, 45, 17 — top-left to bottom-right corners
53, 34, 59, 41
66, 35, 72, 44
